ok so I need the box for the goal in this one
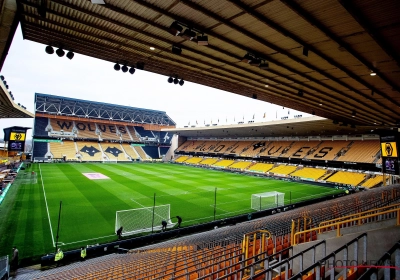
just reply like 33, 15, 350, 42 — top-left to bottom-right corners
115, 204, 176, 236
251, 191, 284, 211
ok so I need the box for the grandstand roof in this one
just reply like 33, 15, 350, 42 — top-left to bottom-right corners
0, 81, 34, 118
163, 116, 379, 138
1, 0, 400, 127
34, 93, 176, 125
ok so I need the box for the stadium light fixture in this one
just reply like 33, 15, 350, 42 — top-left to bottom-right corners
259, 61, 269, 70
181, 29, 196, 41
173, 77, 179, 84
370, 71, 377, 76
121, 65, 128, 73
179, 79, 184, 86
172, 45, 182, 55
129, 67, 135, 74
169, 21, 183, 36
303, 46, 309, 57
114, 63, 121, 71
197, 35, 208, 46
66, 51, 74, 60
45, 45, 54, 54
0, 75, 4, 80
168, 77, 173, 83
56, 48, 65, 57
352, 110, 356, 117
297, 90, 304, 97
149, 47, 155, 50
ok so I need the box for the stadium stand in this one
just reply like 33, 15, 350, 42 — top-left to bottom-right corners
142, 146, 159, 159
159, 147, 169, 157
229, 161, 253, 170
99, 143, 130, 161
49, 141, 77, 161
325, 171, 366, 186
213, 159, 235, 168
337, 140, 380, 163
207, 140, 238, 155
175, 140, 204, 153
247, 163, 274, 172
280, 141, 321, 158
174, 156, 188, 163
258, 141, 292, 157
120, 143, 139, 160
290, 167, 327, 180
193, 141, 221, 154
268, 164, 297, 176
361, 175, 384, 188
229, 141, 253, 156
133, 146, 148, 160
50, 118, 74, 133
33, 117, 49, 137
75, 121, 98, 139
200, 157, 219, 166
118, 125, 132, 142
184, 157, 203, 164
310, 140, 349, 161
134, 126, 155, 139
126, 126, 141, 142
240, 141, 268, 157
98, 124, 119, 140
76, 142, 102, 161
32, 142, 48, 159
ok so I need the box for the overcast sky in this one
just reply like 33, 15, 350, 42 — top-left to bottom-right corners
0, 25, 309, 139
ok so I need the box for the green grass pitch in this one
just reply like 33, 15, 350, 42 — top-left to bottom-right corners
0, 162, 342, 264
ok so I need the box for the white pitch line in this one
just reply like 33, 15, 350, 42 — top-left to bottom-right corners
39, 164, 56, 247
60, 234, 116, 246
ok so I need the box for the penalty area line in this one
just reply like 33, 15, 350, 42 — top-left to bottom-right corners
39, 164, 56, 248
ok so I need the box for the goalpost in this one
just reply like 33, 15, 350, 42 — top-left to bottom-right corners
251, 191, 285, 211
115, 204, 176, 236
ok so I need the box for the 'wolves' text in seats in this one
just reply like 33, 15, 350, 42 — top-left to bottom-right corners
56, 121, 127, 134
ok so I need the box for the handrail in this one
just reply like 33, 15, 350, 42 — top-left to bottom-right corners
358, 240, 400, 280
293, 208, 400, 245
318, 202, 400, 230
212, 240, 326, 280
290, 233, 367, 280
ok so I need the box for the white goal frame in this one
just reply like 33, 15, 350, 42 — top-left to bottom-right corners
251, 191, 284, 211
115, 204, 176, 236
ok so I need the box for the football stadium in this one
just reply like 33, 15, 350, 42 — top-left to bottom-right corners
0, 1, 400, 279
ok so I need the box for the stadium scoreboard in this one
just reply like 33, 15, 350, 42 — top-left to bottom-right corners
380, 133, 400, 175
3, 126, 30, 152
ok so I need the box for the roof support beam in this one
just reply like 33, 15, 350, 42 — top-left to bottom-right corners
280, 0, 400, 94
183, 0, 400, 109
338, 0, 400, 67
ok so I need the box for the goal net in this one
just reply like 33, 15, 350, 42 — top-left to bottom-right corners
115, 204, 176, 236
251, 191, 285, 211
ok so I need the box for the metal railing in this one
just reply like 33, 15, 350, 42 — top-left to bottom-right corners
290, 233, 367, 280
292, 208, 400, 245
358, 239, 400, 280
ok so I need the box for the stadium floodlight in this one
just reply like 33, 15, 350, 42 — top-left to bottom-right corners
179, 79, 184, 86
114, 63, 121, 71
169, 21, 183, 36
251, 191, 284, 211
197, 35, 209, 46
129, 67, 135, 74
173, 77, 179, 84
56, 48, 65, 57
181, 29, 196, 41
66, 51, 74, 60
121, 65, 128, 73
45, 45, 54, 54
167, 77, 173, 83
115, 204, 176, 236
